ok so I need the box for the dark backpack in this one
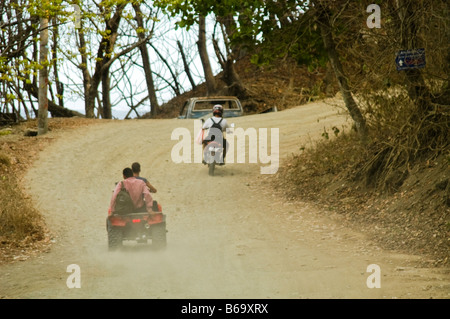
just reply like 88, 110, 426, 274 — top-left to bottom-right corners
114, 181, 134, 215
206, 118, 223, 142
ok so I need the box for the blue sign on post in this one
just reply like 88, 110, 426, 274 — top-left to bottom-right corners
395, 48, 426, 71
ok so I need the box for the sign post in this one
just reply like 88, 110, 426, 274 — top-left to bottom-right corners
395, 48, 426, 71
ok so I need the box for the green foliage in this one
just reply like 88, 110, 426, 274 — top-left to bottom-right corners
154, 0, 325, 68
27, 0, 66, 17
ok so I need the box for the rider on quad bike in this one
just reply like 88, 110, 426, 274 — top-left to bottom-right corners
202, 104, 230, 165
109, 167, 153, 213
107, 167, 166, 250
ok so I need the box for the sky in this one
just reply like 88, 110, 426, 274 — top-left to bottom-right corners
59, 7, 223, 120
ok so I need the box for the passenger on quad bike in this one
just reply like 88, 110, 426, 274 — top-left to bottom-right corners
131, 162, 157, 194
202, 104, 230, 164
109, 167, 153, 214
107, 167, 166, 250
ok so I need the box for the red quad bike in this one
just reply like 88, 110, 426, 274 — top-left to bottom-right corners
106, 201, 167, 251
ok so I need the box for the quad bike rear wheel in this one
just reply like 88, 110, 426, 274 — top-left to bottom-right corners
107, 225, 123, 250
152, 222, 167, 249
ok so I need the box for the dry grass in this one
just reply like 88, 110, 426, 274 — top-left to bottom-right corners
0, 152, 10, 166
274, 128, 366, 201
272, 107, 450, 266
0, 118, 99, 264
0, 172, 46, 240
0, 156, 49, 264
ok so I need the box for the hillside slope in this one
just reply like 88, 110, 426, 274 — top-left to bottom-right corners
145, 56, 449, 267
0, 100, 448, 298
144, 57, 335, 119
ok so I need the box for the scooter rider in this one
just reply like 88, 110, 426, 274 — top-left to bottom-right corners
202, 104, 230, 163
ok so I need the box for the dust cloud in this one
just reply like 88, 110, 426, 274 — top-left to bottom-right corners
1, 98, 448, 299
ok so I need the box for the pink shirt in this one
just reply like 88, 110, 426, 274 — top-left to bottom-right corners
110, 177, 153, 213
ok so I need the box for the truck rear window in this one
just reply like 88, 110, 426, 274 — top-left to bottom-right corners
193, 100, 240, 111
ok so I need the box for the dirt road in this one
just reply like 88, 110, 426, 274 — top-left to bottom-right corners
0, 98, 448, 299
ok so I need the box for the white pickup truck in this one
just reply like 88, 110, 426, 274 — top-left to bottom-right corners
178, 96, 244, 120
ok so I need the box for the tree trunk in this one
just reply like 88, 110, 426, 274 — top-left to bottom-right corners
77, 21, 92, 117
150, 42, 181, 96
23, 82, 84, 117
197, 15, 216, 95
133, 3, 159, 117
222, 57, 248, 99
389, 0, 431, 113
317, 7, 368, 143
85, 4, 126, 118
177, 40, 197, 90
216, 15, 248, 99
51, 17, 64, 108
38, 15, 49, 135
102, 71, 112, 119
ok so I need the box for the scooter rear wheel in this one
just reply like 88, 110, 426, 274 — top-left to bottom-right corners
208, 162, 215, 176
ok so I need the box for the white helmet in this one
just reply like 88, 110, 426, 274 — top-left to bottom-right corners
212, 104, 223, 116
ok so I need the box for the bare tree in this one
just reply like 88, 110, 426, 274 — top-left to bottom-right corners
197, 15, 216, 95
101, 71, 112, 118
149, 42, 182, 96
86, 2, 127, 118
133, 2, 159, 117
313, 1, 368, 142
73, 2, 150, 118
177, 40, 197, 90
51, 16, 64, 108
0, 0, 83, 120
387, 0, 433, 113
38, 11, 49, 135
214, 15, 248, 99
